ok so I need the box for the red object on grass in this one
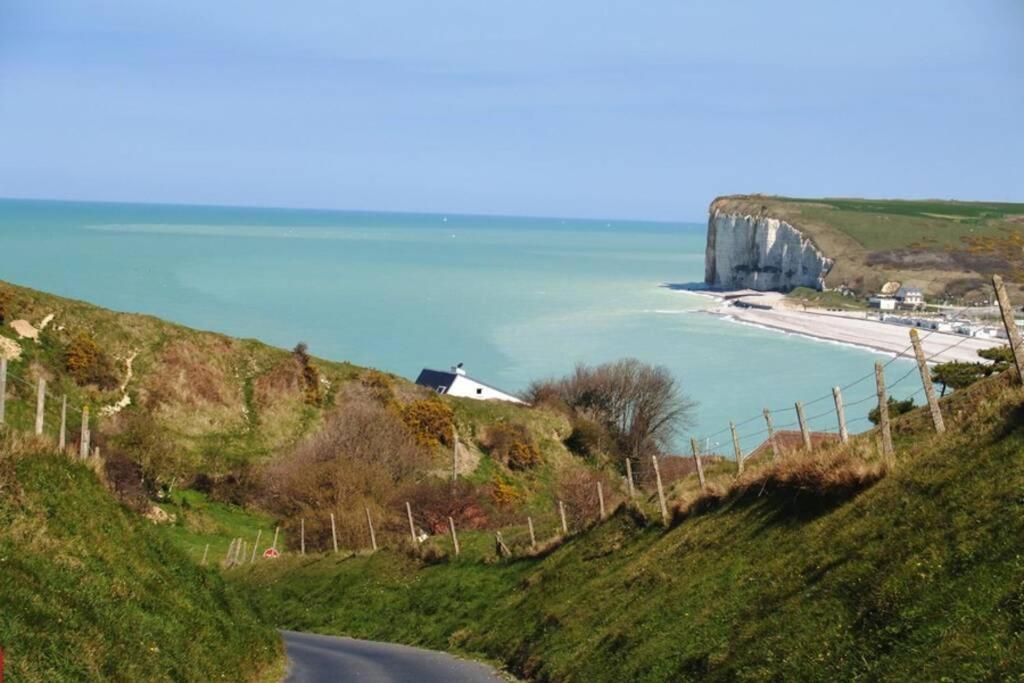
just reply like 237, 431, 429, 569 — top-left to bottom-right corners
262, 548, 280, 559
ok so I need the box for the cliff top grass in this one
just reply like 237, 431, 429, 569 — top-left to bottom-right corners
236, 369, 1024, 681
0, 434, 282, 682
711, 194, 1024, 300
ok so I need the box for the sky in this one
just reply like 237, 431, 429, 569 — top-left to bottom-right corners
0, 1, 1021, 221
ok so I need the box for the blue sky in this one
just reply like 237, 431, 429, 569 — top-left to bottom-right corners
1, 1, 1021, 221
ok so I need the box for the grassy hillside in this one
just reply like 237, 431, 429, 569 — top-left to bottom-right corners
710, 195, 1024, 301
236, 371, 1024, 681
0, 278, 582, 508
0, 434, 282, 682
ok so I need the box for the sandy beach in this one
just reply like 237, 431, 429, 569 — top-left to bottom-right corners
695, 291, 1006, 365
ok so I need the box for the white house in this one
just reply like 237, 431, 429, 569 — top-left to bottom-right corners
869, 296, 897, 311
415, 364, 525, 404
895, 286, 924, 309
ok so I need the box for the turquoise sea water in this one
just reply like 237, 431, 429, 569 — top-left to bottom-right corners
0, 198, 918, 453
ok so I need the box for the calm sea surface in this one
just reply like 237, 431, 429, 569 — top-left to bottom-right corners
0, 198, 918, 452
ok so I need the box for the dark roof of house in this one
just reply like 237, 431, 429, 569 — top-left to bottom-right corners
415, 368, 457, 390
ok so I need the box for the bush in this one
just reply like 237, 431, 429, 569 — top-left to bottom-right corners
64, 331, 118, 389
868, 397, 916, 425
293, 342, 323, 406
482, 422, 541, 470
103, 455, 149, 511
489, 476, 522, 508
360, 369, 395, 403
401, 399, 454, 450
405, 479, 490, 534
564, 416, 612, 462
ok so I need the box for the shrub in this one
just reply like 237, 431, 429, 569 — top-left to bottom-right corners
489, 476, 522, 508
555, 467, 614, 527
868, 397, 916, 425
360, 369, 395, 403
292, 342, 323, 406
103, 455, 149, 511
401, 399, 454, 450
405, 479, 490, 534
564, 416, 612, 462
0, 293, 7, 325
482, 422, 541, 470
64, 331, 118, 389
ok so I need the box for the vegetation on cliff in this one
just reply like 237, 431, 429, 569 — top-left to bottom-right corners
710, 195, 1024, 301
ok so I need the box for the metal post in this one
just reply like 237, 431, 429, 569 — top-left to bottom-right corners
910, 328, 945, 433
832, 387, 849, 443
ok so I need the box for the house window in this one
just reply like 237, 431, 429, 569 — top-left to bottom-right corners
476, 388, 483, 395
436, 386, 446, 394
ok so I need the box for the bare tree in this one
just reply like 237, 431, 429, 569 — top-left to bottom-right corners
527, 358, 695, 467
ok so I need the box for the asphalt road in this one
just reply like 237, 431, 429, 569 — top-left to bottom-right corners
281, 630, 505, 683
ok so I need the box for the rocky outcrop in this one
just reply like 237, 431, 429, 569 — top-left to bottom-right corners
704, 207, 832, 291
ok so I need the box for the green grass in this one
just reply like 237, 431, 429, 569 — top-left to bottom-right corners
784, 286, 870, 310
0, 440, 282, 682
236, 374, 1024, 681
155, 489, 282, 563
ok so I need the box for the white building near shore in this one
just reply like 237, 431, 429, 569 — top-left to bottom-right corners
415, 363, 524, 404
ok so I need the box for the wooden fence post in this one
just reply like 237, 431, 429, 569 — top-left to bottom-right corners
79, 406, 90, 459
730, 422, 743, 474
652, 455, 669, 526
689, 437, 707, 491
763, 408, 781, 458
558, 500, 569, 535
201, 543, 209, 566
365, 507, 377, 552
330, 513, 338, 554
993, 274, 1023, 381
224, 538, 235, 565
597, 482, 606, 518
240, 541, 248, 566
271, 525, 280, 551
300, 519, 306, 555
0, 357, 6, 424
795, 401, 812, 451
406, 502, 417, 545
874, 362, 894, 460
35, 378, 45, 435
832, 386, 849, 443
527, 516, 536, 549
59, 395, 67, 450
448, 516, 460, 556
910, 328, 945, 433
250, 530, 262, 563
452, 427, 459, 484
625, 458, 635, 498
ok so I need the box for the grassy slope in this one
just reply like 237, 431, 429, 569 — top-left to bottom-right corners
237, 374, 1024, 681
710, 195, 1024, 300
0, 440, 282, 682
0, 278, 578, 503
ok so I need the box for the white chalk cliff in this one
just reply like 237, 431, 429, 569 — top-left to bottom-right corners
704, 209, 833, 291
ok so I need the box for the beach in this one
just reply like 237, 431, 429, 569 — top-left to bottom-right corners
697, 291, 1006, 365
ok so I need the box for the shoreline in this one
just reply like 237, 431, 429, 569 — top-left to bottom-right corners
681, 290, 1005, 365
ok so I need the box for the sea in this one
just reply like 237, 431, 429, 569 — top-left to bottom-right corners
0, 198, 919, 453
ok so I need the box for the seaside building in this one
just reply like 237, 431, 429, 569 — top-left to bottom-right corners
415, 363, 524, 404
869, 295, 897, 311
895, 286, 924, 309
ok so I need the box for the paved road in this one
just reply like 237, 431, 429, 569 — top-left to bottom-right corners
281, 630, 505, 683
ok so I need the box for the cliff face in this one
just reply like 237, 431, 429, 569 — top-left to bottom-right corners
704, 207, 832, 291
